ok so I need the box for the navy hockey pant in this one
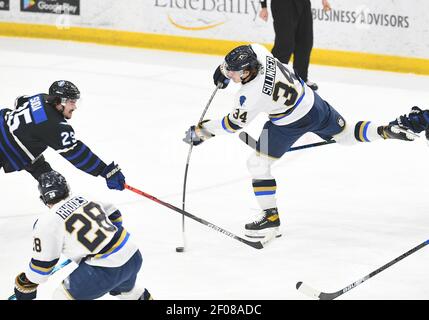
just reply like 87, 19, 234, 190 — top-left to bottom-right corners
64, 250, 143, 300
256, 92, 345, 159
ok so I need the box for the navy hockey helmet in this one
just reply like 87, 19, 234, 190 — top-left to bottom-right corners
38, 171, 70, 205
49, 80, 80, 100
223, 45, 259, 72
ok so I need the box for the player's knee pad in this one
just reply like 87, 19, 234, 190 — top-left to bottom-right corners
333, 122, 359, 146
52, 284, 73, 300
246, 152, 275, 179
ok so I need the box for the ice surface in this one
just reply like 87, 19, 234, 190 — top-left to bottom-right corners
1, 37, 428, 300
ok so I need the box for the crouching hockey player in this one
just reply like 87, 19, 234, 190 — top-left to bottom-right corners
13, 171, 152, 300
183, 43, 417, 239
0, 80, 125, 191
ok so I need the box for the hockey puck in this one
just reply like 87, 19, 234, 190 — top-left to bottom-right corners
175, 247, 184, 253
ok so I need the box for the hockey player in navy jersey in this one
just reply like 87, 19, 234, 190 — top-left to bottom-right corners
13, 171, 152, 300
0, 80, 125, 191
184, 44, 417, 239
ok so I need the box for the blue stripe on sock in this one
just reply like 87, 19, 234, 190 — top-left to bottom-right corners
363, 121, 371, 142
254, 191, 276, 196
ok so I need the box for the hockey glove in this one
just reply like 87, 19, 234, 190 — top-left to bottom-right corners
183, 120, 215, 146
101, 162, 126, 191
14, 272, 38, 300
392, 106, 429, 133
213, 65, 230, 89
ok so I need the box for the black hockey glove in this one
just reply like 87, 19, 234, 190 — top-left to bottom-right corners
14, 272, 38, 300
101, 162, 126, 191
213, 65, 230, 89
391, 106, 429, 133
183, 120, 215, 146
25, 155, 53, 181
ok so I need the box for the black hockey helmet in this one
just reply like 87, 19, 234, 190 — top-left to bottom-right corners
224, 45, 259, 72
38, 171, 70, 205
49, 80, 80, 100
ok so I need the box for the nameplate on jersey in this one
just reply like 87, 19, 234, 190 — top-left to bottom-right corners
56, 196, 88, 220
262, 56, 276, 96
29, 95, 48, 124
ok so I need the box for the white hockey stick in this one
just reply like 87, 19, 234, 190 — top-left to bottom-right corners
296, 240, 428, 300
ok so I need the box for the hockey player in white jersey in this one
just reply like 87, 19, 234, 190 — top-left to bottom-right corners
13, 171, 152, 300
184, 43, 416, 239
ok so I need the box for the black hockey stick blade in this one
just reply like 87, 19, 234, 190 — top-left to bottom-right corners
238, 131, 336, 153
296, 240, 429, 300
125, 184, 274, 250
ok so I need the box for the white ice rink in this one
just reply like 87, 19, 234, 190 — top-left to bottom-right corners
0, 37, 428, 300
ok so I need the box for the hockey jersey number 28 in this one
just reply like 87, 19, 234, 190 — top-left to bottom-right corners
26, 195, 138, 285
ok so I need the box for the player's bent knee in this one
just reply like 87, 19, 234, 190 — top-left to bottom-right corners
332, 123, 359, 146
246, 152, 275, 178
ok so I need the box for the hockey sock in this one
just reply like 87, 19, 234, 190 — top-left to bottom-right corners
252, 179, 277, 210
354, 121, 382, 142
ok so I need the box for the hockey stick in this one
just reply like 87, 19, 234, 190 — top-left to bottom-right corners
296, 240, 429, 300
125, 184, 273, 249
180, 83, 222, 253
238, 131, 336, 153
8, 259, 72, 300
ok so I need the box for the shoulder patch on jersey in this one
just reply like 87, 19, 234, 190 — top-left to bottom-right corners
29, 95, 48, 124
240, 95, 246, 106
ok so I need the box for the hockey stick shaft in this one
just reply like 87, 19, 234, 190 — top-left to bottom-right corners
125, 184, 268, 249
238, 131, 336, 153
332, 240, 429, 299
8, 259, 72, 300
181, 83, 222, 248
297, 240, 429, 300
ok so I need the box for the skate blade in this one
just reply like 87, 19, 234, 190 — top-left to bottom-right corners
245, 227, 281, 239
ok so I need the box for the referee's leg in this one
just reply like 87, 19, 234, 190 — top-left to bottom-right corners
271, 0, 297, 64
293, 0, 313, 82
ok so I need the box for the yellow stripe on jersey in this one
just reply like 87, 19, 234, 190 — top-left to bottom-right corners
29, 263, 55, 275
222, 116, 241, 133
93, 229, 129, 259
110, 216, 122, 223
